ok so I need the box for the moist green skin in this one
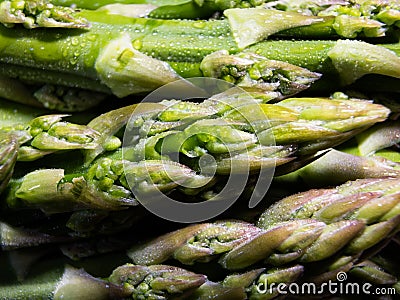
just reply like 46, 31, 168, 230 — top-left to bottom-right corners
1, 8, 399, 95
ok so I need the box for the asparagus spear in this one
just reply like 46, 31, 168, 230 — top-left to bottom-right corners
349, 260, 398, 286
1, 252, 397, 299
275, 119, 400, 187
55, 0, 400, 36
275, 148, 400, 187
0, 260, 206, 300
51, 0, 183, 10
0, 131, 18, 194
0, 221, 72, 250
1, 8, 400, 98
123, 94, 390, 173
1, 114, 101, 161
0, 75, 108, 111
0, 0, 90, 28
2, 93, 389, 213
355, 120, 400, 157
128, 178, 400, 270
200, 50, 321, 97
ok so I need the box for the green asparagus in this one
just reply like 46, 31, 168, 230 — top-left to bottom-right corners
0, 259, 207, 300
128, 178, 400, 271
0, 0, 90, 28
0, 131, 18, 194
0, 0, 399, 298
51, 0, 400, 36
0, 114, 101, 161
2, 93, 389, 214
0, 5, 400, 100
275, 115, 400, 187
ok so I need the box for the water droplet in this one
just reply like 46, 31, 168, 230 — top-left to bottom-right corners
71, 38, 79, 46
133, 39, 142, 50
193, 21, 206, 29
87, 34, 96, 41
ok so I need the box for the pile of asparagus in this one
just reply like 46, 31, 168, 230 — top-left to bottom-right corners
1, 0, 400, 299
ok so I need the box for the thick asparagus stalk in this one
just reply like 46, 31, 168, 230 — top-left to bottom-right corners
55, 0, 400, 37
1, 9, 400, 98
128, 178, 400, 270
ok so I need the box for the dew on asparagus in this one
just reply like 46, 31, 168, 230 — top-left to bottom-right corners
193, 21, 206, 29
71, 38, 79, 46
133, 39, 142, 50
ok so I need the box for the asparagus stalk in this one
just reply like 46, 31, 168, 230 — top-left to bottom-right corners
128, 178, 400, 270
1, 253, 397, 299
355, 120, 400, 157
275, 148, 400, 187
122, 94, 390, 173
54, 0, 400, 36
0, 260, 207, 300
51, 0, 181, 10
1, 114, 102, 161
349, 260, 398, 286
0, 0, 90, 28
0, 74, 108, 112
0, 131, 18, 194
200, 50, 321, 97
0, 221, 72, 250
1, 8, 400, 98
2, 93, 389, 213
275, 119, 400, 187
0, 257, 206, 300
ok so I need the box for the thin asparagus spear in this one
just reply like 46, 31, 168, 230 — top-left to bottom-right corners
0, 221, 72, 250
275, 148, 400, 187
0, 131, 18, 195
275, 120, 400, 187
349, 260, 398, 286
0, 74, 108, 111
